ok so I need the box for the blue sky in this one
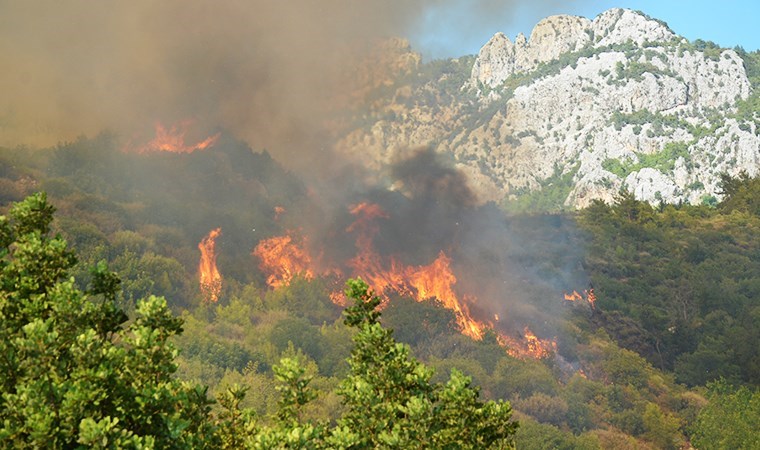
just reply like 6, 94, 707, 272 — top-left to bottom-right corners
410, 0, 759, 60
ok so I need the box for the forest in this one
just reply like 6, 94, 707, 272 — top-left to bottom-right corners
0, 134, 758, 448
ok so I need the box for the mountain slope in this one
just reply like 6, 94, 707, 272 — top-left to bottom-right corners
336, 8, 760, 210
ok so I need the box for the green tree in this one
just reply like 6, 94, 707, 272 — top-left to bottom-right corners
642, 403, 682, 450
0, 193, 215, 448
692, 380, 760, 450
718, 171, 760, 215
333, 278, 518, 449
232, 279, 519, 448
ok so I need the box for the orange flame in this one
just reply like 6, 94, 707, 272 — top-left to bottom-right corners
501, 327, 557, 359
522, 327, 557, 359
406, 252, 484, 339
252, 201, 563, 358
585, 288, 597, 310
253, 232, 315, 288
343, 203, 486, 339
563, 288, 597, 309
135, 121, 220, 153
199, 228, 222, 302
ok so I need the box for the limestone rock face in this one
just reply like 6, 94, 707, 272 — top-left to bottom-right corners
469, 9, 676, 90
469, 15, 593, 89
592, 8, 675, 46
335, 8, 760, 209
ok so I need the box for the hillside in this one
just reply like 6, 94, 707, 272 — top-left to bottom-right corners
2, 133, 760, 447
1, 5, 760, 449
336, 8, 760, 211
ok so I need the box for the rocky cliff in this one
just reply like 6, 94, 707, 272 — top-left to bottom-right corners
335, 8, 760, 209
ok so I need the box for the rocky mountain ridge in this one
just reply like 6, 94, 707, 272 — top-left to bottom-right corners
335, 8, 760, 209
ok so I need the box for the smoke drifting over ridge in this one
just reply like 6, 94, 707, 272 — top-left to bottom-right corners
297, 148, 588, 337
0, 0, 591, 354
0, 0, 564, 170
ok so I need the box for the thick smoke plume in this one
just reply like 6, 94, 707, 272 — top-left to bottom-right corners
307, 148, 587, 337
1, 0, 566, 171
2, 0, 585, 340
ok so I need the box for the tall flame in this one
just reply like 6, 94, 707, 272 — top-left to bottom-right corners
585, 288, 597, 310
199, 228, 222, 302
344, 202, 486, 339
406, 252, 483, 339
251, 201, 564, 358
135, 121, 220, 153
253, 232, 315, 288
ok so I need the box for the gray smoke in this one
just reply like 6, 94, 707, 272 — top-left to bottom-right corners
0, 0, 571, 171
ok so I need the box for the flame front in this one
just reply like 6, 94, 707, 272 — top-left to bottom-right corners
134, 121, 220, 153
522, 327, 557, 359
407, 252, 484, 339
199, 228, 222, 303
500, 327, 557, 359
253, 233, 315, 288
251, 202, 565, 357
563, 288, 597, 309
345, 203, 486, 339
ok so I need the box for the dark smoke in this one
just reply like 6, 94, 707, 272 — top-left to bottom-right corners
391, 148, 477, 208
2, 0, 585, 338
308, 148, 588, 336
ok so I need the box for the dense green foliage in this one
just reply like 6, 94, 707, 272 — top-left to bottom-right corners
717, 170, 760, 215
692, 379, 760, 449
209, 278, 520, 449
578, 185, 760, 387
0, 193, 215, 447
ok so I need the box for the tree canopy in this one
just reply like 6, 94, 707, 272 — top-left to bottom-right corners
0, 192, 215, 447
0, 192, 518, 449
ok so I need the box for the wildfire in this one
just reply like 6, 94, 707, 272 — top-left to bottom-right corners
251, 201, 564, 358
344, 202, 402, 301
253, 232, 315, 288
503, 327, 557, 359
522, 327, 557, 359
563, 288, 597, 310
134, 121, 220, 153
199, 228, 222, 303
586, 287, 597, 310
344, 203, 486, 339
406, 252, 484, 339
